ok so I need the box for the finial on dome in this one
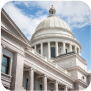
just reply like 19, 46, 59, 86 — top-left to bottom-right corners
50, 5, 55, 9
49, 5, 56, 16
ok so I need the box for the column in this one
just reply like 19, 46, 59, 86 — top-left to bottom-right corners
34, 45, 36, 52
75, 46, 77, 53
69, 43, 72, 52
42, 75, 47, 91
64, 85, 68, 91
11, 53, 24, 90
54, 81, 58, 91
55, 41, 58, 57
0, 45, 3, 70
63, 42, 65, 54
28, 68, 34, 91
41, 43, 43, 56
48, 42, 50, 59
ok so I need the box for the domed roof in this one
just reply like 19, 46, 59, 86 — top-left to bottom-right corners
35, 5, 71, 32
35, 16, 71, 32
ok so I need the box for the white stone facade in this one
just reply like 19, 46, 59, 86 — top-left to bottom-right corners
1, 6, 91, 91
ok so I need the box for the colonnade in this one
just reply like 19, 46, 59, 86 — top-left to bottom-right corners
33, 41, 80, 59
28, 68, 69, 91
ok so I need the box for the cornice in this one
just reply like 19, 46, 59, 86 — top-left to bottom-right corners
67, 66, 88, 75
25, 49, 75, 82
31, 27, 75, 39
24, 59, 74, 88
1, 8, 30, 44
1, 36, 25, 57
30, 33, 82, 50
54, 53, 87, 65
75, 79, 88, 87
1, 26, 30, 47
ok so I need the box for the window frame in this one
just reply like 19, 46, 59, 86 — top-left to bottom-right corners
1, 55, 10, 74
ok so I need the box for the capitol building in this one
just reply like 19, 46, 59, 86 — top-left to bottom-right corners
1, 5, 91, 91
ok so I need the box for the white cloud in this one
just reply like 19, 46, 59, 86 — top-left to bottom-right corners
87, 70, 91, 73
14, 1, 91, 29
3, 2, 47, 40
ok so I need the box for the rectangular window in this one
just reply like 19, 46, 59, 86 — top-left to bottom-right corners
26, 79, 28, 91
1, 55, 9, 74
66, 49, 67, 53
40, 84, 42, 91
51, 47, 55, 58
39, 50, 41, 54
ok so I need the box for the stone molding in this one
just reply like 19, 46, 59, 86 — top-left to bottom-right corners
30, 35, 81, 51
1, 8, 29, 44
25, 49, 74, 80
1, 37, 25, 57
54, 53, 87, 65
67, 66, 88, 75
31, 27, 75, 39
1, 26, 30, 47
75, 79, 88, 87
24, 60, 74, 89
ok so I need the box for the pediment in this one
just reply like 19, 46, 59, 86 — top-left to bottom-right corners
1, 9, 30, 46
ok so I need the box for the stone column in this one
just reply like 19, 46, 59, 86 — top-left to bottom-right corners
0, 45, 3, 71
55, 41, 58, 57
42, 75, 47, 91
69, 43, 72, 52
11, 53, 24, 90
75, 46, 77, 53
64, 85, 68, 91
54, 81, 58, 91
41, 43, 43, 56
63, 42, 65, 54
34, 45, 36, 52
28, 68, 34, 91
48, 42, 50, 59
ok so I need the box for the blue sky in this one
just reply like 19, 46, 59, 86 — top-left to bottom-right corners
2, 1, 91, 71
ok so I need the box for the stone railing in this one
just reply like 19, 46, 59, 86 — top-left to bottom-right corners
28, 48, 71, 77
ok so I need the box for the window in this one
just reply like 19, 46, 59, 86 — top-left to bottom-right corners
40, 84, 42, 91
66, 49, 67, 53
39, 50, 41, 54
51, 47, 55, 58
26, 79, 28, 91
1, 55, 9, 74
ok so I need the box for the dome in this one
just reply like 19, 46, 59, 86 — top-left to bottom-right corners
35, 16, 71, 32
